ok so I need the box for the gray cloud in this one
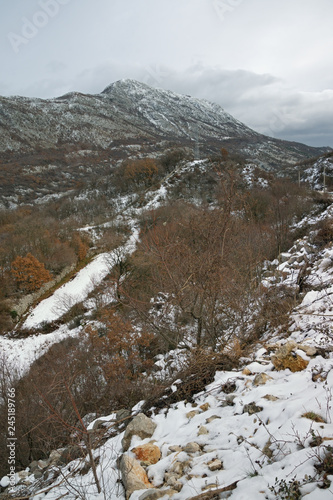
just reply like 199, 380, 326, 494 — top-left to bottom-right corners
0, 0, 332, 148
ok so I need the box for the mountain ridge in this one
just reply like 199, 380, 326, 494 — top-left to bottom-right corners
0, 79, 329, 170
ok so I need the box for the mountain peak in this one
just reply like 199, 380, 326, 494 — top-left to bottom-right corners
101, 78, 152, 95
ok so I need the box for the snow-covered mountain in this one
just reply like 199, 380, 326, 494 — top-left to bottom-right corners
0, 79, 328, 169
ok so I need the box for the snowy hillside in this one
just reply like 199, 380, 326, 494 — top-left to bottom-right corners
1, 160, 333, 500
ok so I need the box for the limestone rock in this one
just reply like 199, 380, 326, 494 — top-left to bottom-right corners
198, 425, 209, 436
132, 443, 161, 465
200, 403, 210, 412
186, 410, 200, 419
298, 345, 317, 357
206, 415, 221, 423
37, 459, 49, 469
184, 442, 200, 453
29, 461, 39, 472
242, 367, 252, 375
169, 460, 190, 476
253, 373, 273, 386
271, 343, 309, 372
264, 394, 279, 401
122, 413, 157, 451
166, 475, 183, 491
17, 470, 30, 480
207, 459, 223, 471
49, 449, 62, 465
120, 454, 153, 499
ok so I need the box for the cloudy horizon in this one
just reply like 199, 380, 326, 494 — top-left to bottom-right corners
1, 0, 332, 147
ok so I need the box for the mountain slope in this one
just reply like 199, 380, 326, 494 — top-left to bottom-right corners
0, 79, 328, 170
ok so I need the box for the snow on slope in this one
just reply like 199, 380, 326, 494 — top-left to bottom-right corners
2, 199, 333, 499
0, 324, 81, 379
2, 342, 332, 499
23, 225, 139, 329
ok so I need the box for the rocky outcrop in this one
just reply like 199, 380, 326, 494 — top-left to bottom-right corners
271, 341, 309, 372
122, 413, 157, 452
132, 443, 161, 465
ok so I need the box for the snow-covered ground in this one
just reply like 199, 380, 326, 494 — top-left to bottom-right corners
1, 168, 333, 499
2, 340, 332, 499
23, 225, 139, 330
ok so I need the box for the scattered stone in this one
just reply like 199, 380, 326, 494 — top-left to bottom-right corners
298, 345, 317, 357
243, 402, 263, 415
49, 449, 62, 465
165, 472, 177, 482
132, 443, 161, 465
37, 459, 49, 469
242, 367, 252, 375
272, 343, 309, 372
122, 413, 157, 451
207, 459, 223, 471
186, 410, 200, 419
206, 415, 221, 424
120, 454, 153, 499
33, 470, 43, 480
166, 475, 183, 491
169, 460, 190, 476
29, 461, 39, 472
253, 373, 273, 386
200, 403, 210, 412
184, 442, 200, 453
263, 394, 279, 401
17, 470, 30, 480
198, 426, 209, 436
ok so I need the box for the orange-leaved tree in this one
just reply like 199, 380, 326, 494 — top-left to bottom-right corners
11, 253, 52, 293
124, 158, 158, 187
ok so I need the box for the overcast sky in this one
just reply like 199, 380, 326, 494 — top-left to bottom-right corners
1, 0, 332, 147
